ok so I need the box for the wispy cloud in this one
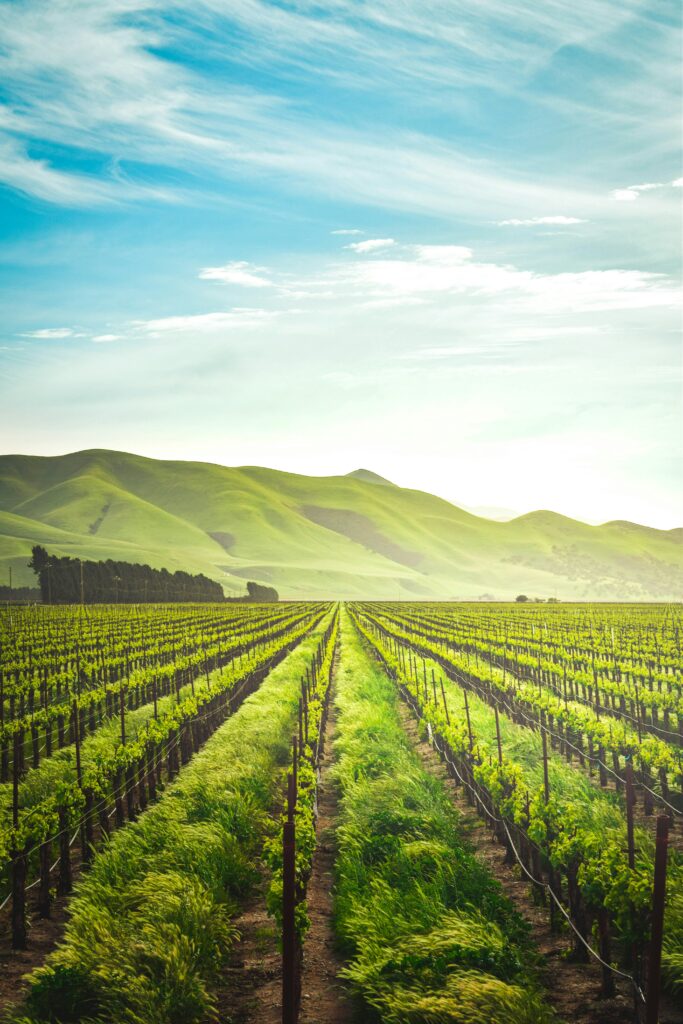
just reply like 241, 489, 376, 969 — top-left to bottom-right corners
334, 243, 681, 313
497, 216, 586, 226
27, 241, 678, 350
345, 238, 396, 253
199, 262, 274, 287
1, 1, 676, 226
20, 327, 75, 339
134, 308, 279, 335
331, 229, 363, 235
610, 179, 682, 201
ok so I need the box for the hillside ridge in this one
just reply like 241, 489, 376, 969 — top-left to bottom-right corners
0, 449, 680, 601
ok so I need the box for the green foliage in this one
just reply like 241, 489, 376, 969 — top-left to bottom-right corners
2, 448, 681, 599
9, 611, 336, 1023
264, 612, 339, 939
663, 892, 683, 995
331, 611, 553, 1023
352, 602, 683, 993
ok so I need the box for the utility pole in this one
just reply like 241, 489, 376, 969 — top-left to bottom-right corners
79, 559, 85, 606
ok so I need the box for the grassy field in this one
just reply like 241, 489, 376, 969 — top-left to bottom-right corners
1, 449, 681, 600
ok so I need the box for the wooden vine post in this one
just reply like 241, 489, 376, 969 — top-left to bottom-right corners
463, 688, 473, 750
645, 815, 669, 1024
282, 814, 297, 1024
10, 724, 27, 949
440, 679, 450, 725
494, 703, 503, 765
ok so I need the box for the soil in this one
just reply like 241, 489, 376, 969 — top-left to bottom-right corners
0, 837, 87, 1015
217, 650, 352, 1024
216, 873, 282, 1024
397, 699, 683, 1024
299, 671, 354, 1024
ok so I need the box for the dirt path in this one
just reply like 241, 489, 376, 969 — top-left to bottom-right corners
217, 651, 352, 1024
397, 699, 647, 1024
216, 873, 282, 1024
0, 833, 92, 1013
299, 668, 353, 1024
0, 889, 72, 1012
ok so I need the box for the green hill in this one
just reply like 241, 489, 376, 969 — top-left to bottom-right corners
0, 449, 680, 600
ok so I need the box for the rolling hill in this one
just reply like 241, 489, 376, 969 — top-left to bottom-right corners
0, 449, 680, 600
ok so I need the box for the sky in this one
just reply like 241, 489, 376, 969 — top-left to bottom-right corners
0, 0, 681, 528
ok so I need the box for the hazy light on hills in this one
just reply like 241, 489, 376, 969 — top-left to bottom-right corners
0, 449, 680, 602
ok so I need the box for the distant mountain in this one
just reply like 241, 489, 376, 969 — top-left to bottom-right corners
346, 469, 396, 486
0, 449, 680, 600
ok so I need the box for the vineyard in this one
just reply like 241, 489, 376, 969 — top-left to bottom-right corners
0, 601, 681, 1024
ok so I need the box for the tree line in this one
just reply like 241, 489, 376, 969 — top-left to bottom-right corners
28, 546, 225, 604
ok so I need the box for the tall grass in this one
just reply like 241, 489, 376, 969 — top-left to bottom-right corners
331, 611, 554, 1023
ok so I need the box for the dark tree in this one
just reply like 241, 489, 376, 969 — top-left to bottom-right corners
28, 546, 51, 603
28, 547, 224, 603
246, 581, 279, 602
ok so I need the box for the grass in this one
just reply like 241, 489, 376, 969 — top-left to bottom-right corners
329, 609, 554, 1023
7, 609, 334, 1024
1, 448, 681, 599
358, 613, 683, 994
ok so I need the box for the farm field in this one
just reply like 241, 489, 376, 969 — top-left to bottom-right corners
0, 601, 681, 1024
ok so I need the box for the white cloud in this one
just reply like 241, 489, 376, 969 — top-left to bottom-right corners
338, 243, 681, 313
345, 238, 396, 254
136, 308, 278, 335
331, 229, 363, 235
21, 327, 74, 339
0, 0, 677, 235
413, 245, 473, 263
497, 216, 586, 226
67, 241, 682, 349
610, 180, 681, 202
198, 261, 273, 287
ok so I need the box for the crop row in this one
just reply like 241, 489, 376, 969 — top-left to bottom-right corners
350, 605, 683, 998
361, 604, 683, 797
2, 605, 328, 949
332, 608, 553, 1023
378, 602, 682, 688
5, 607, 337, 1024
0, 605, 322, 781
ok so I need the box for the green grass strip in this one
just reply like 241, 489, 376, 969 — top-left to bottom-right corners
331, 609, 554, 1024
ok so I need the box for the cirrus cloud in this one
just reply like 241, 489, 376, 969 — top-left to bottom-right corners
497, 216, 586, 226
198, 262, 274, 287
610, 179, 682, 202
20, 327, 75, 339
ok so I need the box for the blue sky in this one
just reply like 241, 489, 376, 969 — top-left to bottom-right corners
0, 0, 681, 526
